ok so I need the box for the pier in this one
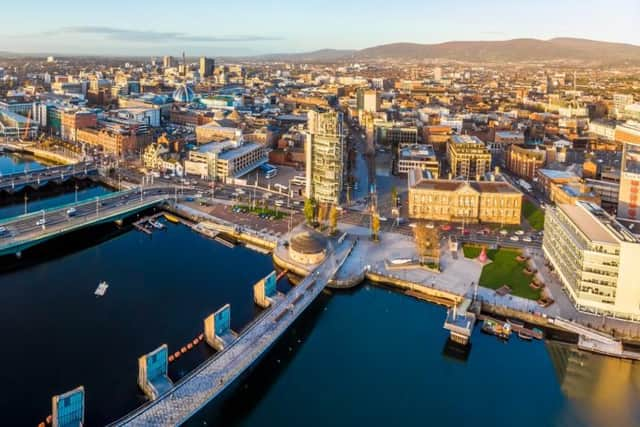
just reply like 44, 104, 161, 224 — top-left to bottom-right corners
0, 187, 173, 257
109, 240, 352, 426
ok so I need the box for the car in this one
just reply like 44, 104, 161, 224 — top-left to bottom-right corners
510, 236, 520, 242
0, 226, 7, 235
426, 223, 435, 229
515, 230, 525, 235
409, 223, 417, 228
36, 218, 46, 227
441, 224, 452, 231
523, 236, 533, 243
378, 216, 388, 222
499, 229, 508, 235
66, 208, 77, 217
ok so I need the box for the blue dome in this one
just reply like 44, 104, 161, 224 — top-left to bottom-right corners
172, 84, 196, 103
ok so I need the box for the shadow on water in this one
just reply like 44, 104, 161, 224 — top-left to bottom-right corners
0, 207, 160, 274
184, 291, 333, 427
0, 179, 103, 207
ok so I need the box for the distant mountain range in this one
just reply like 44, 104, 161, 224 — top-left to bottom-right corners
259, 38, 640, 64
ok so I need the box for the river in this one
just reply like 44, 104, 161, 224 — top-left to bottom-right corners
1, 154, 639, 427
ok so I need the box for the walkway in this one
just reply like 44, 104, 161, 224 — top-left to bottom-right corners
110, 240, 353, 426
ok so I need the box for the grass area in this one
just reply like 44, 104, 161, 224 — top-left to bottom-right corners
464, 245, 541, 301
233, 205, 287, 220
523, 200, 545, 231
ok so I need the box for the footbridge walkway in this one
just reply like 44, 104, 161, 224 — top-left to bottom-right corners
110, 239, 355, 426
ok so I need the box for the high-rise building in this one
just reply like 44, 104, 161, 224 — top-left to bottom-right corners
162, 56, 175, 69
305, 108, 345, 204
613, 94, 634, 119
543, 201, 640, 321
616, 122, 640, 222
447, 135, 492, 180
199, 57, 215, 78
433, 66, 442, 82
356, 88, 380, 113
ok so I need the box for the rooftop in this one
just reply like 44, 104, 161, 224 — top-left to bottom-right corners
411, 178, 520, 195
538, 169, 579, 180
559, 202, 639, 245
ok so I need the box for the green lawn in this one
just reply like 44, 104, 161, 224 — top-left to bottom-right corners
523, 200, 545, 231
464, 245, 541, 300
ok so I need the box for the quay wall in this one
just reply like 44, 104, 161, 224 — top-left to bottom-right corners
365, 271, 463, 306
166, 204, 277, 251
2, 144, 79, 165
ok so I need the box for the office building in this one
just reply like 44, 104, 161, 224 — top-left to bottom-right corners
199, 57, 215, 78
305, 108, 345, 204
356, 88, 380, 113
407, 169, 522, 225
447, 135, 492, 180
616, 122, 640, 222
397, 144, 440, 177
184, 140, 267, 180
543, 201, 640, 321
506, 143, 546, 180
613, 94, 634, 119
162, 56, 175, 69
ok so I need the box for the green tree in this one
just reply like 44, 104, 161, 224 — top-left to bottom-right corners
329, 204, 338, 234
304, 198, 316, 225
391, 186, 398, 208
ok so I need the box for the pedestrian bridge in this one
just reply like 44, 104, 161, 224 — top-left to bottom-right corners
109, 239, 354, 426
0, 188, 171, 257
0, 162, 98, 193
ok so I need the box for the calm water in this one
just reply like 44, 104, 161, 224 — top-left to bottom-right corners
1, 155, 639, 427
0, 153, 48, 176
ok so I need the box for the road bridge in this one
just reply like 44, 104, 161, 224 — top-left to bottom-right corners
0, 162, 98, 193
0, 187, 173, 257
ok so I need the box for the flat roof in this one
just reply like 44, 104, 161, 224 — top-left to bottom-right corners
559, 203, 617, 244
218, 142, 262, 160
412, 179, 520, 195
538, 169, 578, 180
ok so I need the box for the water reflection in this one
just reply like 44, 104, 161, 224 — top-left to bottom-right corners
546, 340, 640, 427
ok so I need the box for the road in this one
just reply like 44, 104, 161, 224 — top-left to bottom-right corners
0, 186, 179, 255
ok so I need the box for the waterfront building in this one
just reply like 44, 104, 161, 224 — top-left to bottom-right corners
305, 108, 345, 204
447, 135, 492, 180
506, 143, 546, 180
407, 169, 522, 225
397, 144, 440, 177
289, 231, 327, 265
76, 118, 152, 157
543, 201, 640, 321
0, 109, 38, 138
199, 57, 215, 78
60, 110, 98, 142
185, 140, 267, 181
615, 122, 640, 222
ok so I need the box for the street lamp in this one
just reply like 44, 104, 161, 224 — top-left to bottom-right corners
24, 193, 28, 214
75, 183, 79, 203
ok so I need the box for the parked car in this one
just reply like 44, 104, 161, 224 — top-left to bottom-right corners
510, 236, 520, 242
36, 218, 46, 227
523, 236, 533, 243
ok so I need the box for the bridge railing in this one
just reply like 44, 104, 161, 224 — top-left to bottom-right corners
0, 188, 140, 226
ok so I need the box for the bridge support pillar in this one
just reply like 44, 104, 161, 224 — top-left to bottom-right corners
137, 344, 173, 400
51, 386, 85, 427
253, 271, 277, 309
204, 304, 237, 351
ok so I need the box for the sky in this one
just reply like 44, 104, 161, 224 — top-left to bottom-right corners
1, 0, 639, 56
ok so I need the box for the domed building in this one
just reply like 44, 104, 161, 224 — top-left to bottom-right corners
172, 84, 196, 103
289, 231, 327, 265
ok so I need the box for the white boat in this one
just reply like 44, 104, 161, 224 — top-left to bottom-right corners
390, 258, 413, 265
95, 281, 109, 297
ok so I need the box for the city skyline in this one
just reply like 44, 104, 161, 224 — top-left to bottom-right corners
1, 0, 639, 55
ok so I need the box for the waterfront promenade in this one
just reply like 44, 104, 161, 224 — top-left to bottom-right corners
110, 237, 353, 426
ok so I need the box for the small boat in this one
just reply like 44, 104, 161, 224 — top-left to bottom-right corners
518, 330, 533, 341
148, 219, 165, 230
94, 281, 109, 297
163, 213, 180, 224
481, 318, 511, 340
390, 258, 413, 265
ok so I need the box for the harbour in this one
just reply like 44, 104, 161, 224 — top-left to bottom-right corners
1, 154, 640, 427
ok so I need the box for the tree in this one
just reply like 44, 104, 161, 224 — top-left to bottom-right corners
304, 198, 316, 225
371, 212, 380, 241
391, 185, 398, 208
329, 204, 338, 234
317, 203, 327, 225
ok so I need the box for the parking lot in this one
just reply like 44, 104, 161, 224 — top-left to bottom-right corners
203, 203, 304, 237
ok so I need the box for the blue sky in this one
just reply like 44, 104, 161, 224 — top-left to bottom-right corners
2, 0, 639, 56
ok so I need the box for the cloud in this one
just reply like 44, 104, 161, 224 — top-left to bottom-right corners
36, 26, 282, 43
